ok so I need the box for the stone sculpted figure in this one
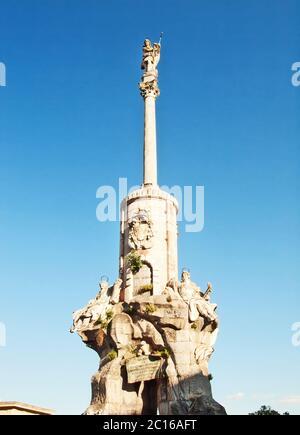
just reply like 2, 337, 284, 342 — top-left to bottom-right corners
137, 340, 151, 356
141, 39, 161, 73
163, 278, 182, 302
71, 280, 112, 333
166, 277, 179, 293
194, 327, 219, 373
111, 278, 123, 304
179, 271, 218, 323
71, 298, 97, 333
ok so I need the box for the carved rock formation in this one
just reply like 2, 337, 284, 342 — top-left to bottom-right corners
71, 272, 226, 415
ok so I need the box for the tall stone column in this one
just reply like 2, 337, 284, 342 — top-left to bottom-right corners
139, 41, 161, 186
142, 82, 159, 186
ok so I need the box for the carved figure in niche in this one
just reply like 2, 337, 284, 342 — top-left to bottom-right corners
179, 271, 218, 323
128, 209, 153, 250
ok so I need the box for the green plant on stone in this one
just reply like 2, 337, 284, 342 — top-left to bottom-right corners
127, 344, 139, 356
95, 308, 114, 330
155, 348, 170, 359
126, 251, 143, 275
107, 350, 118, 361
95, 315, 109, 330
138, 284, 153, 294
106, 308, 113, 320
144, 303, 156, 314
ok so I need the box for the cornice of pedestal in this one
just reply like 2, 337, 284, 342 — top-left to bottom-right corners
121, 185, 179, 211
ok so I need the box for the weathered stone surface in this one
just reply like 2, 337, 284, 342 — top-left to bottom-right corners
84, 359, 148, 415
187, 396, 227, 416
136, 318, 165, 347
172, 329, 191, 342
110, 313, 134, 349
139, 301, 188, 330
72, 273, 226, 415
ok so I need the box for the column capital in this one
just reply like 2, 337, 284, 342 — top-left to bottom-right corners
139, 78, 160, 98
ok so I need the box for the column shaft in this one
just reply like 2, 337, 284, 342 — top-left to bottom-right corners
143, 95, 157, 186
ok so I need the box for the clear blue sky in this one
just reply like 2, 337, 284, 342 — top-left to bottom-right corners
0, 0, 299, 415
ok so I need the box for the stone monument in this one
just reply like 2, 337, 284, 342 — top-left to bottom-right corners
71, 37, 226, 416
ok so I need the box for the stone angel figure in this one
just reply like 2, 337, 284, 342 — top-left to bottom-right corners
141, 39, 161, 73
